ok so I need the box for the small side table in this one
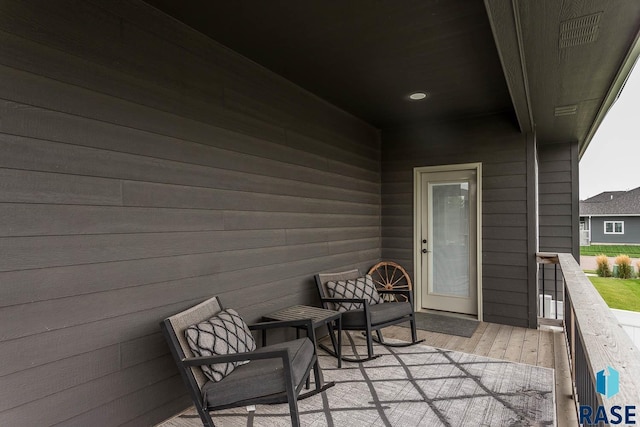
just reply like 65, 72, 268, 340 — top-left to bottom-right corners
263, 305, 342, 368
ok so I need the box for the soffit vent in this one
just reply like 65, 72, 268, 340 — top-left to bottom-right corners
554, 105, 578, 116
559, 12, 602, 48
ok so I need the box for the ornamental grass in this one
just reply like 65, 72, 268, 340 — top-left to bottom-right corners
595, 254, 611, 277
615, 254, 633, 279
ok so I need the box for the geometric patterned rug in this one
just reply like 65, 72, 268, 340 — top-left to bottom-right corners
160, 334, 555, 427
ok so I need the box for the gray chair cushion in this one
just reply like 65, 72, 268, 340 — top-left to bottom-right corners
341, 302, 413, 328
201, 337, 315, 408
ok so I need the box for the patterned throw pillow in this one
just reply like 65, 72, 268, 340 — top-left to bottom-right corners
325, 274, 384, 312
185, 308, 256, 382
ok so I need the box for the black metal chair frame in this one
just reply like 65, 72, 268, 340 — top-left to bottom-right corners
314, 269, 424, 362
161, 296, 333, 427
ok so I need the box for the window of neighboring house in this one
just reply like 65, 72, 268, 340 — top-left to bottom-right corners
604, 221, 624, 234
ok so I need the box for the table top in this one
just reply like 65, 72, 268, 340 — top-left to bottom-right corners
263, 304, 340, 325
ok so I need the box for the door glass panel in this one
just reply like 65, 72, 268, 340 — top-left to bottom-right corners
430, 182, 469, 297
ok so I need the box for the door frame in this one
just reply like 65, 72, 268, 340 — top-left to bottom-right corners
413, 162, 483, 321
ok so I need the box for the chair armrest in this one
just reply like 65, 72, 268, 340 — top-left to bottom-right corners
320, 297, 367, 304
378, 289, 414, 304
182, 348, 290, 367
378, 289, 411, 296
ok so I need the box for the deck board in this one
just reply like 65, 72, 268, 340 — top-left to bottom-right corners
487, 324, 513, 359
522, 327, 542, 366
458, 320, 488, 354
470, 322, 501, 356
503, 325, 526, 362
534, 328, 554, 368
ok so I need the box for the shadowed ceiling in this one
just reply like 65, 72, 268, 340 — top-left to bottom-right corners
144, 0, 513, 129
146, 0, 640, 153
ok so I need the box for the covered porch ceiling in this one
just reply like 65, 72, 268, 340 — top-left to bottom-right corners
146, 0, 640, 155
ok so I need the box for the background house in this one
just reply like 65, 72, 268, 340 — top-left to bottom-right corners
1, 0, 639, 426
580, 187, 640, 245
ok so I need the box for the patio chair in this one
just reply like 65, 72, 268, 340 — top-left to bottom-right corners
314, 269, 424, 362
160, 296, 333, 427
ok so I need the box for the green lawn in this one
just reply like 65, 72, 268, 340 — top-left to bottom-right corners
589, 276, 640, 312
581, 244, 640, 257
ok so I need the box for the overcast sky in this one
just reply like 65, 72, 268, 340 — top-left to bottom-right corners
579, 62, 640, 200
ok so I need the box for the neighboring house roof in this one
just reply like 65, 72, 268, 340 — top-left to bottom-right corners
583, 191, 626, 203
580, 187, 640, 215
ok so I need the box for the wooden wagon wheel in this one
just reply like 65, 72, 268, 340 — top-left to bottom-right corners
367, 261, 412, 302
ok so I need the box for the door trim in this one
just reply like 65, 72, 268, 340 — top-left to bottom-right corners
413, 163, 483, 321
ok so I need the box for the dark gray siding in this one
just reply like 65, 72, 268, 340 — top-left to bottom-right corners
0, 1, 380, 425
538, 142, 579, 258
537, 142, 578, 307
589, 216, 640, 244
381, 115, 537, 328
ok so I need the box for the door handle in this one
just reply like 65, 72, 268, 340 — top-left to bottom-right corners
422, 248, 428, 254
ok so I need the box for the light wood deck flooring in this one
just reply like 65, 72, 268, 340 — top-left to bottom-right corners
383, 322, 578, 427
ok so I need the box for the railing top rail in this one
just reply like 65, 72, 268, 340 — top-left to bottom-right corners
554, 252, 640, 409
536, 252, 559, 264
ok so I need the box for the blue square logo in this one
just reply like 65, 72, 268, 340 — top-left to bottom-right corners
596, 366, 619, 398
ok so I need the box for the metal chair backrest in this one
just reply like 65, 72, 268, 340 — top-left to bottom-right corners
163, 296, 223, 390
315, 269, 361, 310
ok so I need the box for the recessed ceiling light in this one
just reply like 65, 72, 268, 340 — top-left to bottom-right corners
408, 92, 429, 100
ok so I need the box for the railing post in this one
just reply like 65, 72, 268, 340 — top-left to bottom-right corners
554, 263, 558, 319
570, 305, 576, 386
541, 263, 546, 318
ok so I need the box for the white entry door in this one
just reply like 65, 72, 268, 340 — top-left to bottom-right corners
415, 165, 480, 316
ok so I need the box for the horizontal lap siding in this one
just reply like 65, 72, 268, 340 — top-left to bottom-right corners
381, 116, 532, 327
538, 142, 578, 255
0, 1, 380, 425
538, 142, 578, 303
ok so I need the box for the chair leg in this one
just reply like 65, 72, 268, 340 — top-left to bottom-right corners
196, 405, 215, 427
366, 327, 374, 358
299, 359, 335, 400
288, 400, 301, 427
371, 322, 425, 348
326, 322, 340, 367
287, 385, 301, 427
410, 315, 418, 343
313, 359, 322, 390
